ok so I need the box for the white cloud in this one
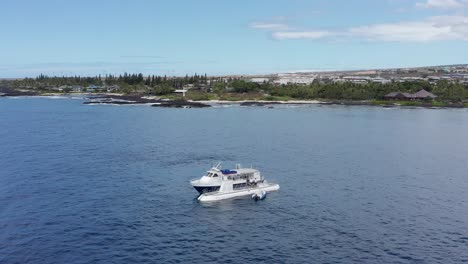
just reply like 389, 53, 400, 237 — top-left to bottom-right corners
416, 0, 465, 9
252, 15, 468, 42
249, 22, 290, 30
251, 20, 331, 40
349, 16, 468, 42
272, 31, 332, 40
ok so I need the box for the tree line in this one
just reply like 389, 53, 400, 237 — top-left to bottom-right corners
222, 79, 467, 102
11, 73, 468, 102
13, 73, 210, 89
104, 73, 209, 88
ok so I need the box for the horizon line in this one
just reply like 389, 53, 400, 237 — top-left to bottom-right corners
1, 63, 467, 79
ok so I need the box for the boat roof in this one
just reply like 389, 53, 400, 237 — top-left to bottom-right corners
208, 167, 258, 175
232, 168, 258, 174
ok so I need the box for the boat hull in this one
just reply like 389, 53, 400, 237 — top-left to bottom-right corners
191, 178, 222, 194
197, 183, 280, 202
193, 185, 221, 194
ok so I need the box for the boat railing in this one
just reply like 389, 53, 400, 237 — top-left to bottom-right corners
227, 173, 254, 181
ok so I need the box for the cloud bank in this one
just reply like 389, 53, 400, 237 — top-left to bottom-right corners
416, 0, 466, 9
271, 31, 332, 40
250, 0, 468, 42
350, 16, 468, 42
252, 15, 468, 42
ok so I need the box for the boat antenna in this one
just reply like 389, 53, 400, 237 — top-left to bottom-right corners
215, 162, 221, 169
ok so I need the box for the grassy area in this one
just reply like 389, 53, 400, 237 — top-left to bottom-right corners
370, 100, 427, 107
159, 94, 184, 100
369, 100, 467, 108
262, 95, 294, 101
217, 92, 266, 101
431, 101, 448, 107
185, 91, 218, 101
370, 100, 395, 106
160, 92, 268, 101
399, 101, 424, 107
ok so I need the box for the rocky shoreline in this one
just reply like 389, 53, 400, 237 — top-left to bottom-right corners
152, 100, 211, 108
238, 100, 466, 109
0, 88, 212, 108
317, 100, 467, 108
0, 86, 39, 96
84, 94, 211, 108
1, 87, 466, 109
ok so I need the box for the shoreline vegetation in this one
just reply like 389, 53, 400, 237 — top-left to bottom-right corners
1, 73, 467, 108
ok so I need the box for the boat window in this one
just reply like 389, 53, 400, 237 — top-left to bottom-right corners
213, 174, 218, 177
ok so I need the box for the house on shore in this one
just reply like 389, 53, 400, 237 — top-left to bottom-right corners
174, 89, 188, 97
384, 89, 437, 100
384, 92, 413, 100
412, 89, 438, 100
71, 85, 83, 92
106, 85, 120, 92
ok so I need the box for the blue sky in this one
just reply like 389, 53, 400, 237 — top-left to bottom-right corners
1, 0, 467, 77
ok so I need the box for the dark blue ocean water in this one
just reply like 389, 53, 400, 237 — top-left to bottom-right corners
1, 97, 468, 264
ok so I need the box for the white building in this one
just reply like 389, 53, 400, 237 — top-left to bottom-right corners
371, 77, 391, 84
174, 89, 188, 97
274, 75, 315, 85
248, 78, 270, 84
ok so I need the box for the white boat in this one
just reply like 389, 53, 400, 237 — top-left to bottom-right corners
252, 190, 267, 201
190, 163, 280, 202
